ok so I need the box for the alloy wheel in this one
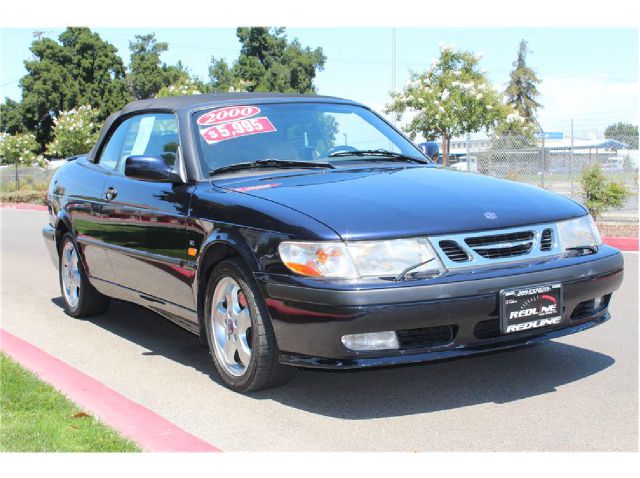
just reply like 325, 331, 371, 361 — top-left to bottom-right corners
210, 277, 253, 377
61, 241, 81, 308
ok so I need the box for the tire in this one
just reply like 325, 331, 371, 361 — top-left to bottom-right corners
59, 233, 111, 317
203, 258, 296, 392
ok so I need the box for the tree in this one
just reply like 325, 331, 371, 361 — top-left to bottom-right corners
208, 27, 326, 94
128, 34, 188, 99
504, 40, 542, 128
46, 105, 101, 158
20, 28, 129, 149
604, 122, 638, 149
580, 164, 629, 219
0, 98, 27, 134
492, 110, 536, 141
385, 44, 507, 165
156, 78, 203, 98
0, 132, 44, 189
208, 56, 254, 92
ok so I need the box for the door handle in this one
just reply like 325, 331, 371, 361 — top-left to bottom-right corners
104, 187, 117, 201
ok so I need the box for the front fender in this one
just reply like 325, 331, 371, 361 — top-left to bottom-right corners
197, 222, 262, 273
191, 219, 272, 340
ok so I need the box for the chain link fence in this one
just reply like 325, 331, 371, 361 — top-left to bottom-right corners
446, 134, 639, 222
0, 164, 54, 189
0, 163, 56, 205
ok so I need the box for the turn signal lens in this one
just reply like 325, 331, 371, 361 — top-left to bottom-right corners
278, 242, 360, 278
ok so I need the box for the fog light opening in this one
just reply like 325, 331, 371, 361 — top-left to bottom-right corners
341, 331, 399, 351
593, 295, 606, 310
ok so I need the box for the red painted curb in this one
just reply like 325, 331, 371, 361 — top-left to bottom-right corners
0, 203, 48, 211
0, 329, 220, 453
603, 236, 639, 251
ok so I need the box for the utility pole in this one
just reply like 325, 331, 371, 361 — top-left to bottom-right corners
391, 28, 397, 126
570, 119, 575, 197
570, 118, 574, 152
533, 117, 545, 188
466, 132, 471, 172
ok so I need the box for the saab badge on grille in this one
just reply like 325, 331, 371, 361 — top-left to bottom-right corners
484, 211, 498, 220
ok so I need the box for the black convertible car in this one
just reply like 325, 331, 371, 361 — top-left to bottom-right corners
43, 93, 624, 392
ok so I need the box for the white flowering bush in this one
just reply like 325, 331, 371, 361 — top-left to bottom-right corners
0, 132, 45, 189
156, 78, 202, 98
0, 132, 42, 165
493, 106, 536, 140
385, 45, 508, 165
46, 105, 101, 158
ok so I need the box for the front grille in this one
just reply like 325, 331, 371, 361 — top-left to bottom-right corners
431, 223, 561, 270
465, 231, 534, 259
439, 240, 470, 262
540, 228, 554, 251
396, 325, 456, 349
474, 319, 501, 339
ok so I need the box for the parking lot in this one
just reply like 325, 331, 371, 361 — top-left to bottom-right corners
1, 208, 637, 451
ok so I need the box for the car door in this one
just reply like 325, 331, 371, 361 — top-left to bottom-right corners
71, 118, 132, 283
99, 113, 196, 311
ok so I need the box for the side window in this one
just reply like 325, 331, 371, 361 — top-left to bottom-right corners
116, 113, 179, 174
96, 120, 130, 171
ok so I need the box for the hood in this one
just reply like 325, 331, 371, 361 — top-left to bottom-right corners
214, 166, 586, 240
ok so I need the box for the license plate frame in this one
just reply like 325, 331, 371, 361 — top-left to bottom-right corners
500, 283, 563, 334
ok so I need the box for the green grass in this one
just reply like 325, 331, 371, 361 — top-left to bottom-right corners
0, 352, 140, 452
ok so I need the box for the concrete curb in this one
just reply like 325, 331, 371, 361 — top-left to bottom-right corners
0, 329, 220, 453
2, 202, 638, 251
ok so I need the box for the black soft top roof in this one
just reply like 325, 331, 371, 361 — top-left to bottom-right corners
120, 92, 356, 115
88, 93, 361, 163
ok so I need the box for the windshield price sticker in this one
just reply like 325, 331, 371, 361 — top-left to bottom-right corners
200, 117, 277, 144
197, 106, 261, 126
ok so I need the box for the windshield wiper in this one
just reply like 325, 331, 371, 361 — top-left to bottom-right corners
209, 159, 335, 176
328, 149, 428, 164
394, 257, 436, 282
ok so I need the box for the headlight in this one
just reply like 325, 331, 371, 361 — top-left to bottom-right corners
557, 215, 602, 251
278, 238, 444, 279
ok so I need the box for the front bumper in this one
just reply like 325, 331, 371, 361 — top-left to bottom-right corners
42, 224, 58, 268
257, 246, 624, 369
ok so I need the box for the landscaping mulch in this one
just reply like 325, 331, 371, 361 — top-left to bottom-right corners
596, 222, 639, 238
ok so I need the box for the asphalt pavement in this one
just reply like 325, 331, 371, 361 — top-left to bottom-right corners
1, 208, 637, 451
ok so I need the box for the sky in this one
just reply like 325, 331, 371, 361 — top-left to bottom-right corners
1, 27, 638, 138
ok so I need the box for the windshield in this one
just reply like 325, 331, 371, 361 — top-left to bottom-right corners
193, 102, 426, 173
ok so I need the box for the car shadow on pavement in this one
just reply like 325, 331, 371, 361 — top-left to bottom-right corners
263, 342, 614, 419
51, 296, 615, 419
51, 297, 226, 386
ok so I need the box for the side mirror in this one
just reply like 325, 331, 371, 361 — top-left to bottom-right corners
124, 155, 183, 183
